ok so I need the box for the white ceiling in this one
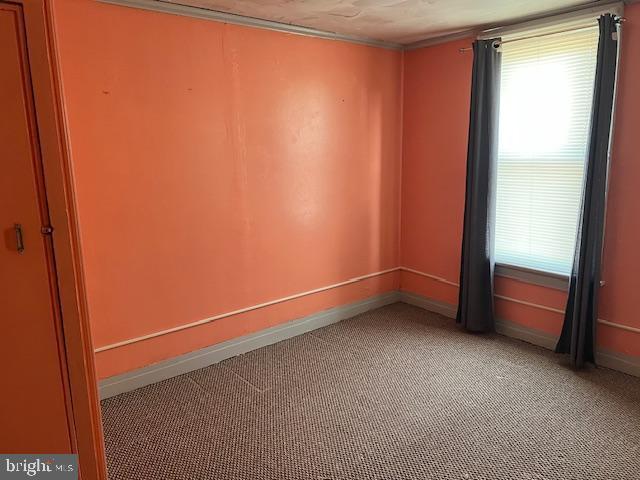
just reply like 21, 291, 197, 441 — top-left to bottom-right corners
165, 0, 602, 45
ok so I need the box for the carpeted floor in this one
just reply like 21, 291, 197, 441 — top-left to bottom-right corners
101, 303, 640, 479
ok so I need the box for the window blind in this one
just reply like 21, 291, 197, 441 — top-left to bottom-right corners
495, 25, 599, 276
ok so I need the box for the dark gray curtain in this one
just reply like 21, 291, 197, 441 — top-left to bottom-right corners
556, 14, 620, 367
456, 39, 501, 333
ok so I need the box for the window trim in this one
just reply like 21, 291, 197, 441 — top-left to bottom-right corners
495, 263, 569, 291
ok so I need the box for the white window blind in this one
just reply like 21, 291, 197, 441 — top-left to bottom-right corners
495, 25, 599, 276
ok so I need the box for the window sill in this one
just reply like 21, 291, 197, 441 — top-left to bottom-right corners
495, 263, 569, 291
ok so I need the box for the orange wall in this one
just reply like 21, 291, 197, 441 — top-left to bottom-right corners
52, 0, 403, 378
401, 4, 640, 357
53, 0, 639, 379
400, 38, 471, 308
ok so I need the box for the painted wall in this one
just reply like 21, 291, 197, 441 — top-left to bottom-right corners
400, 4, 640, 357
53, 0, 638, 379
52, 0, 403, 378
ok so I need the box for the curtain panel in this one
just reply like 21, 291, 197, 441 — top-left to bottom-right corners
456, 39, 502, 333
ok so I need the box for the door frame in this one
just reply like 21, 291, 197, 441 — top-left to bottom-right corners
9, 1, 107, 478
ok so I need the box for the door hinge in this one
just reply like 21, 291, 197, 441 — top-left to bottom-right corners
41, 226, 54, 235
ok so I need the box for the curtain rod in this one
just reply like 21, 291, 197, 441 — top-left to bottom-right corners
459, 16, 625, 53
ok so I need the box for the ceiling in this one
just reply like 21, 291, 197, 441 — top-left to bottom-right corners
164, 0, 603, 45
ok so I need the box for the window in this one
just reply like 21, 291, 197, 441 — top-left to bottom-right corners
495, 25, 599, 276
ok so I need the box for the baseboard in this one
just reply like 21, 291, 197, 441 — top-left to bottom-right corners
99, 289, 639, 398
597, 349, 640, 378
99, 291, 401, 399
398, 291, 457, 318
399, 291, 560, 350
494, 318, 558, 350
398, 291, 640, 378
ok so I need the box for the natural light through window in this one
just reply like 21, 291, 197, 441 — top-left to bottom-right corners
495, 25, 599, 275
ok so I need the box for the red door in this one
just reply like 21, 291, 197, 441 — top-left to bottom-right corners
0, 2, 73, 453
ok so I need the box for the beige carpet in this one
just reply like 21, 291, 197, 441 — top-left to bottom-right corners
101, 303, 640, 479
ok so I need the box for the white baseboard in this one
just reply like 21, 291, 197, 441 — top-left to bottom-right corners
99, 291, 401, 399
399, 291, 640, 378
